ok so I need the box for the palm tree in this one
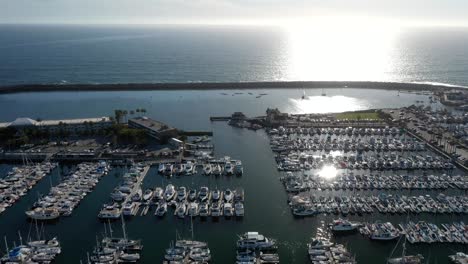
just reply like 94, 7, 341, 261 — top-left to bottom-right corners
114, 109, 123, 124
123, 110, 128, 123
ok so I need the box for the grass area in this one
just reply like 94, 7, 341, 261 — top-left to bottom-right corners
335, 111, 381, 120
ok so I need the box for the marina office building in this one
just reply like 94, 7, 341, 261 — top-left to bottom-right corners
0, 117, 113, 133
128, 116, 178, 142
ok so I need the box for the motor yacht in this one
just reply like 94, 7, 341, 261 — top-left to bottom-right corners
234, 160, 243, 175
211, 203, 222, 217
329, 219, 362, 232
122, 202, 135, 216
224, 162, 234, 175
25, 207, 60, 220
98, 205, 121, 219
224, 188, 233, 202
155, 202, 167, 217
164, 184, 176, 201
185, 161, 195, 175
198, 186, 209, 202
142, 188, 153, 201
158, 163, 165, 174
177, 186, 187, 202
153, 187, 164, 200
188, 189, 197, 201
235, 202, 245, 217
237, 232, 276, 250
188, 202, 199, 216
199, 203, 210, 217
223, 202, 234, 217
175, 203, 187, 218
203, 164, 212, 175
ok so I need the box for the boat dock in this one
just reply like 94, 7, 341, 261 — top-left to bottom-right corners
122, 165, 151, 216
210, 116, 231, 121
26, 162, 110, 221
0, 162, 57, 215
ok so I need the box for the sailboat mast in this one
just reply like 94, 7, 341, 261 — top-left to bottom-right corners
4, 236, 8, 253
191, 216, 194, 240
103, 222, 108, 238
35, 219, 40, 241
18, 231, 23, 246
121, 214, 127, 241
108, 220, 113, 238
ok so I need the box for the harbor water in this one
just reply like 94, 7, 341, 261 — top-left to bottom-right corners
0, 89, 466, 263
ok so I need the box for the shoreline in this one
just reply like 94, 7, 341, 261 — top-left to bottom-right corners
0, 81, 466, 94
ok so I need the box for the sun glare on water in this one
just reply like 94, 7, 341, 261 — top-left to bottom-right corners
289, 95, 368, 114
284, 19, 399, 82
318, 165, 338, 180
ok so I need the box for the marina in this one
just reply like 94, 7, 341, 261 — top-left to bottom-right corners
0, 88, 466, 263
87, 217, 143, 263
158, 157, 243, 178
358, 221, 468, 244
1, 230, 62, 264
288, 193, 468, 216
0, 162, 57, 215
281, 172, 468, 191
308, 228, 356, 264
26, 161, 109, 221
98, 163, 150, 219
236, 232, 280, 264
163, 240, 211, 264
98, 161, 245, 220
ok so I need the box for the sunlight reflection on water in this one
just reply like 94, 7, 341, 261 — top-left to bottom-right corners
318, 165, 338, 180
289, 95, 370, 114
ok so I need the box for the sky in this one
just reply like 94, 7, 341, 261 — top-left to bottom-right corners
1, 0, 468, 26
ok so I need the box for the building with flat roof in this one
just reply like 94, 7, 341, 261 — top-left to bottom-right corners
128, 117, 178, 141
0, 117, 113, 134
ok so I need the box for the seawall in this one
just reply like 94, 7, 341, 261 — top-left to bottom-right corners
0, 81, 465, 94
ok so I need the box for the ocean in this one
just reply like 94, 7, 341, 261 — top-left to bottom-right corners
0, 24, 468, 87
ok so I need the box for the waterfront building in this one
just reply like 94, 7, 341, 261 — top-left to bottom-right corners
0, 117, 113, 134
128, 116, 178, 141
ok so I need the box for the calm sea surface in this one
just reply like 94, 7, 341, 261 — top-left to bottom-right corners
0, 25, 468, 87
0, 89, 466, 263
